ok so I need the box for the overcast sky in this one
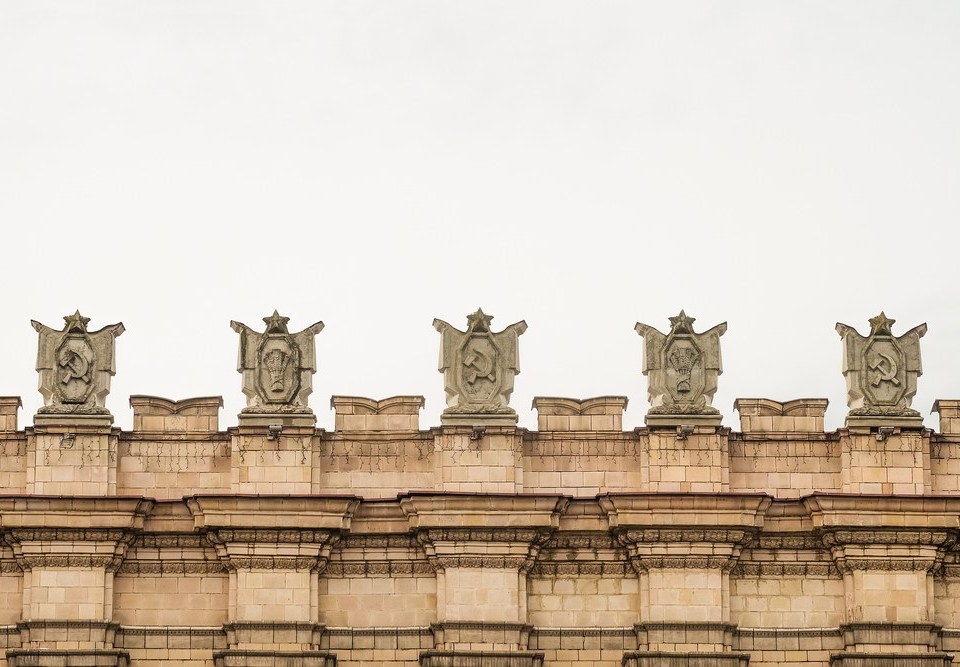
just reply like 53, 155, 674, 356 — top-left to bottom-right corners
1, 1, 958, 430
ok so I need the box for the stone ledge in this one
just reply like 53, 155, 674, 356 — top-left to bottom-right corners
829, 653, 953, 667
734, 398, 828, 433
213, 650, 336, 667
6, 650, 130, 667
621, 651, 749, 667
419, 651, 544, 667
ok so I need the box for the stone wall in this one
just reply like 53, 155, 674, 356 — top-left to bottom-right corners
2, 394, 960, 667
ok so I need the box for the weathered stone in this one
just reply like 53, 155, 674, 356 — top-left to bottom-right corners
434, 309, 527, 426
836, 312, 926, 427
230, 311, 324, 413
634, 311, 726, 426
31, 311, 124, 416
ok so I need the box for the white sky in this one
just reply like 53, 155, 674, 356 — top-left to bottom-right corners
1, 1, 958, 431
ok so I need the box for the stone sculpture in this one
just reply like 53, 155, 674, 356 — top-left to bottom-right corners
433, 308, 527, 425
230, 311, 325, 413
836, 312, 926, 426
32, 310, 125, 415
635, 310, 726, 425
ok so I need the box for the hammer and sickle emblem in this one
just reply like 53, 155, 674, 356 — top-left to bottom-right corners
57, 348, 91, 384
463, 348, 495, 385
869, 352, 900, 387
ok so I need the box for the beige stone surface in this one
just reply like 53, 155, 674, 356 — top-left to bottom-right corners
6, 359, 960, 665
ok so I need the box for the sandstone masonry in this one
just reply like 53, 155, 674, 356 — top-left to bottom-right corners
1, 310, 959, 667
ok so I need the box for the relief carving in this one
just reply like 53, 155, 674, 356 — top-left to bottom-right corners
32, 311, 124, 415
434, 309, 527, 422
836, 312, 926, 421
635, 311, 726, 418
230, 311, 324, 412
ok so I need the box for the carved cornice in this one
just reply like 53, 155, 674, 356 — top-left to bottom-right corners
340, 534, 419, 549
17, 554, 124, 569
4, 528, 134, 544
630, 556, 736, 572
205, 529, 342, 546
0, 561, 22, 573
529, 562, 632, 577
134, 534, 210, 549
435, 556, 531, 570
226, 556, 327, 571
116, 560, 227, 575
836, 558, 938, 573
756, 534, 823, 550
617, 528, 752, 546
543, 533, 622, 551
733, 562, 840, 577
416, 528, 554, 545
821, 530, 956, 548
324, 561, 434, 576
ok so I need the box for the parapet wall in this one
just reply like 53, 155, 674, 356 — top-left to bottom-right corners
3, 394, 959, 499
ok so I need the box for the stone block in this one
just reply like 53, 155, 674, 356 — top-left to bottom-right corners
130, 395, 223, 432
331, 396, 424, 432
531, 397, 628, 432
734, 398, 828, 432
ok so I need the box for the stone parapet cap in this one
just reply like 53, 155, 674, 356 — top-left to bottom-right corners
331, 395, 424, 431
0, 396, 21, 431
933, 400, 960, 434
0, 496, 154, 530
734, 398, 829, 417
185, 495, 360, 531
398, 493, 570, 531
598, 493, 772, 530
130, 395, 222, 432
734, 397, 827, 433
532, 396, 627, 432
803, 495, 960, 530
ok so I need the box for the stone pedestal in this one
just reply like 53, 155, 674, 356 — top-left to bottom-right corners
27, 415, 117, 496
231, 416, 318, 494
839, 427, 930, 495
640, 426, 729, 493
433, 426, 524, 493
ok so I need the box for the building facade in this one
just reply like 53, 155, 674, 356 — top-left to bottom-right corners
1, 310, 959, 667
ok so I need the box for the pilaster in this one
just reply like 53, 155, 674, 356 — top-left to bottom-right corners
601, 493, 770, 665
807, 495, 960, 665
433, 426, 524, 493
186, 496, 358, 667
400, 494, 566, 666
0, 497, 153, 667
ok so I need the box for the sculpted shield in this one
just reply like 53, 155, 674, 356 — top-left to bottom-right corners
434, 308, 527, 424
635, 310, 726, 423
231, 311, 325, 413
255, 330, 302, 405
836, 312, 925, 424
32, 310, 125, 415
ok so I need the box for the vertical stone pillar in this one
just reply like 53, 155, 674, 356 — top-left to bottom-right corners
807, 495, 956, 666
399, 494, 568, 667
635, 312, 731, 493
600, 494, 770, 667
186, 496, 358, 667
229, 312, 325, 494
835, 314, 931, 496
1, 497, 152, 667
433, 425, 524, 493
